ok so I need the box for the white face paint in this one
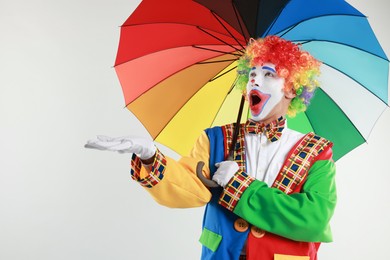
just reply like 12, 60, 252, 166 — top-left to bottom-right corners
246, 63, 285, 121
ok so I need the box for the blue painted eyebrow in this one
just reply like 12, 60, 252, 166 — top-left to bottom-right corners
262, 66, 276, 73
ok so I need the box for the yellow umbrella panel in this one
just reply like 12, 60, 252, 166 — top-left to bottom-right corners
127, 58, 246, 156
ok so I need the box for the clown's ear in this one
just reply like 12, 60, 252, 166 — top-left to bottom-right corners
284, 88, 296, 99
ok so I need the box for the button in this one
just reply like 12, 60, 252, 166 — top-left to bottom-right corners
234, 218, 249, 232
250, 226, 265, 238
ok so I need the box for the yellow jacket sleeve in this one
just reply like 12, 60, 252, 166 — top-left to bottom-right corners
130, 132, 212, 208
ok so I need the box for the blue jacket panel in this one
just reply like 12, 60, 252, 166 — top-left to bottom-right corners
200, 127, 248, 260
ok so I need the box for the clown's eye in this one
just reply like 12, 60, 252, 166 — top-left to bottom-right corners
250, 72, 256, 77
265, 72, 274, 77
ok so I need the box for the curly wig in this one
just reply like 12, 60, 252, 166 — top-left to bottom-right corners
236, 36, 321, 117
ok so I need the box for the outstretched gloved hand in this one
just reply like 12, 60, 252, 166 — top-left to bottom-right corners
85, 135, 156, 160
212, 161, 239, 188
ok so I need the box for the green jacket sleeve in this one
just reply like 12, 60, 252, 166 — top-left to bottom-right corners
219, 159, 337, 242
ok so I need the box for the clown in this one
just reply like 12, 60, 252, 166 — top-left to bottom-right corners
86, 36, 336, 260
245, 63, 288, 123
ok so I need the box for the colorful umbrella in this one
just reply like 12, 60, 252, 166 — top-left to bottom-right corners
114, 0, 389, 161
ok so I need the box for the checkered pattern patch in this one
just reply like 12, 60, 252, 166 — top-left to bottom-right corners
130, 148, 166, 188
245, 116, 285, 142
272, 132, 331, 194
219, 171, 255, 211
222, 123, 246, 171
221, 118, 286, 170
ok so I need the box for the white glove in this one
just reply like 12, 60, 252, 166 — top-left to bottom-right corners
212, 161, 239, 188
85, 135, 156, 160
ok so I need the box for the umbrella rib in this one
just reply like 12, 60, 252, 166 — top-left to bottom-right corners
209, 66, 237, 82
278, 13, 368, 38
365, 105, 389, 141
255, 0, 262, 38
232, 1, 249, 42
320, 61, 389, 106
302, 110, 317, 134
197, 59, 239, 64
210, 10, 246, 51
192, 45, 241, 57
279, 23, 296, 38
227, 76, 239, 95
210, 76, 239, 127
262, 0, 293, 37
196, 25, 244, 53
153, 62, 236, 141
210, 78, 250, 128
114, 44, 240, 67
298, 39, 389, 62
124, 53, 236, 108
121, 22, 246, 44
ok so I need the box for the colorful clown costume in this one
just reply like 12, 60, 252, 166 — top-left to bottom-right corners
130, 117, 336, 260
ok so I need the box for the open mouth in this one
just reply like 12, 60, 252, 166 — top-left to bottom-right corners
251, 93, 261, 106
249, 90, 270, 116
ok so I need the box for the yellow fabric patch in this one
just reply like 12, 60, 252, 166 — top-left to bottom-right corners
274, 254, 310, 260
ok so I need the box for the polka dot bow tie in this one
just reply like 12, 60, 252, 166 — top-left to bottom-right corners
244, 117, 286, 142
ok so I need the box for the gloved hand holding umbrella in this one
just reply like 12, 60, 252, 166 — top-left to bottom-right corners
211, 161, 239, 188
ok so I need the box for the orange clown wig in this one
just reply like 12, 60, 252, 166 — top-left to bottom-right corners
237, 36, 321, 117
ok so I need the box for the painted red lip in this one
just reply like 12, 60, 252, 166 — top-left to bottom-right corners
249, 89, 270, 116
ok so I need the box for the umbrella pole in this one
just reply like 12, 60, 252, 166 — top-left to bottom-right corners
196, 95, 246, 188
228, 95, 246, 161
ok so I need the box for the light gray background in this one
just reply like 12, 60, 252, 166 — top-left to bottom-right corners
1, 0, 389, 259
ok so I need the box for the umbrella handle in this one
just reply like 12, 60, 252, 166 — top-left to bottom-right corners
196, 161, 219, 188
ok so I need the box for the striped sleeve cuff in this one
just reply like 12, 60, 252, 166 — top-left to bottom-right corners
130, 148, 167, 188
218, 171, 255, 211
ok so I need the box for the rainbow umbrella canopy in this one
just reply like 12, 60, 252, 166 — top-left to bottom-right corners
114, 0, 388, 161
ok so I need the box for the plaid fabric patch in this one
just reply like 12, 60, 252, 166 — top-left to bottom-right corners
221, 123, 246, 171
219, 171, 255, 211
218, 123, 250, 211
130, 148, 166, 188
245, 116, 285, 142
272, 132, 331, 194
